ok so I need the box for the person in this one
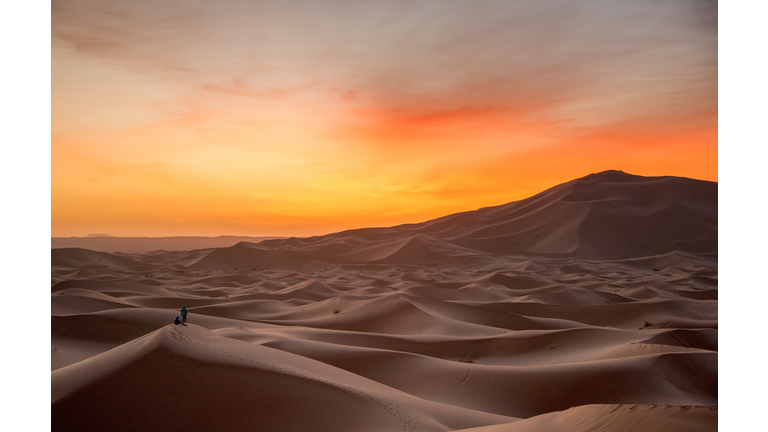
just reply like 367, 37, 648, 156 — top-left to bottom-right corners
181, 305, 188, 323
174, 315, 187, 326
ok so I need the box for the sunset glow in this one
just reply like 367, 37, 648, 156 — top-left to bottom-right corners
52, 0, 717, 237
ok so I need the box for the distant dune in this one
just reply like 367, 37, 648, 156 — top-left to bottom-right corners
50, 235, 284, 254
190, 170, 716, 271
51, 171, 717, 431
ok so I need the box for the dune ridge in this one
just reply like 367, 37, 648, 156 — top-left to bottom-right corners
51, 171, 717, 431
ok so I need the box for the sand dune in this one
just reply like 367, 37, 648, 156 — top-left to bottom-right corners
53, 324, 515, 432
51, 248, 148, 269
453, 404, 717, 432
256, 170, 716, 260
51, 171, 717, 431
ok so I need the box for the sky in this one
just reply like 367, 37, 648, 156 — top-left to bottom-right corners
51, 0, 718, 237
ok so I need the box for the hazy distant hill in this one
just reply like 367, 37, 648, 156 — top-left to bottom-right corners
50, 236, 284, 254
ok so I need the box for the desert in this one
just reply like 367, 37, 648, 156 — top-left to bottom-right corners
51, 171, 717, 431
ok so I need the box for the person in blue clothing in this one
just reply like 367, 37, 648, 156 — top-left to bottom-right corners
174, 316, 187, 326
181, 305, 188, 323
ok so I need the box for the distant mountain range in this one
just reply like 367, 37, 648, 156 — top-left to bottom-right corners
51, 236, 284, 254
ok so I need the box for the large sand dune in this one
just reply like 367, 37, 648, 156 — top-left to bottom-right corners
51, 171, 717, 431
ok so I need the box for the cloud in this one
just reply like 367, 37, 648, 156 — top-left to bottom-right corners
53, 0, 716, 118
53, 0, 717, 164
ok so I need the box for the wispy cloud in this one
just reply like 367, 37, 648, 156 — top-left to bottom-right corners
53, 0, 716, 120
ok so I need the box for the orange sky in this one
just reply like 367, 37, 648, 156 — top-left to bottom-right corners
51, 0, 717, 237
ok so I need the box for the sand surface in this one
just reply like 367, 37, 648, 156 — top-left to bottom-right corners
51, 171, 717, 431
